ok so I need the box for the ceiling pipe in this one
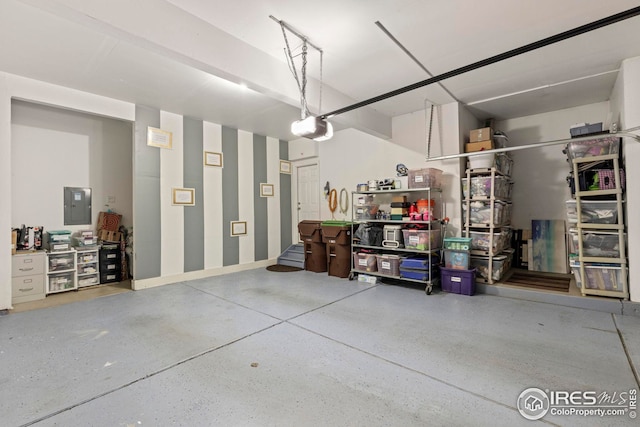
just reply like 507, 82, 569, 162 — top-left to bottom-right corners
319, 6, 640, 120
374, 21, 460, 103
423, 130, 640, 162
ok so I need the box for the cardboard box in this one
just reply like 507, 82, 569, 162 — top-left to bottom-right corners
98, 229, 122, 242
465, 139, 494, 152
11, 229, 17, 255
470, 127, 493, 143
392, 195, 408, 203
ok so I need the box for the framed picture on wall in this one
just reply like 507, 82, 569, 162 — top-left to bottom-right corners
279, 160, 291, 174
172, 187, 195, 206
204, 151, 223, 167
231, 221, 247, 236
147, 127, 173, 149
260, 183, 274, 197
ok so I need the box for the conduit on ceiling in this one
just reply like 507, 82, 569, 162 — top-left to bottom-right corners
424, 128, 640, 163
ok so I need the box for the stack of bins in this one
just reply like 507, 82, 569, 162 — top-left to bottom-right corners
297, 220, 326, 273
321, 220, 353, 278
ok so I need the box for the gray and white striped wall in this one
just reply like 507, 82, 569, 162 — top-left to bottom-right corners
133, 106, 291, 289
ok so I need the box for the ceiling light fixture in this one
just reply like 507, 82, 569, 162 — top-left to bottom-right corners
271, 15, 332, 141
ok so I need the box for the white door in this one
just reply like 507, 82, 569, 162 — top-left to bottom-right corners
297, 163, 320, 224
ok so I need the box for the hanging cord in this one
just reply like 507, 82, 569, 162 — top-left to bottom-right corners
427, 103, 434, 159
328, 189, 338, 219
424, 99, 441, 160
301, 41, 308, 117
280, 23, 308, 119
318, 50, 324, 114
339, 188, 349, 217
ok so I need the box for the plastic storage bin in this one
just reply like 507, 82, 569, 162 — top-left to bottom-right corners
408, 168, 443, 189
48, 271, 75, 292
399, 268, 432, 281
400, 256, 439, 270
495, 153, 513, 176
470, 253, 512, 282
568, 229, 623, 258
48, 252, 75, 271
443, 237, 472, 251
565, 137, 620, 160
462, 176, 512, 199
571, 261, 625, 292
440, 267, 476, 295
463, 201, 511, 225
469, 230, 512, 254
565, 200, 619, 224
353, 252, 378, 272
354, 204, 380, 220
376, 254, 402, 276
444, 250, 470, 270
402, 228, 441, 251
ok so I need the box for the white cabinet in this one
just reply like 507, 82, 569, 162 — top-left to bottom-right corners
46, 249, 77, 294
76, 248, 100, 288
12, 252, 46, 304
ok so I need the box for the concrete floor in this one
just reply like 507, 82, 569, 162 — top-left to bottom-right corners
1, 268, 638, 427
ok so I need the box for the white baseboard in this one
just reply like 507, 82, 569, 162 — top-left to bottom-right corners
131, 258, 277, 290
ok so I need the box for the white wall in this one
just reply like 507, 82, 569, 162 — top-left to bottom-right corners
317, 109, 463, 229
611, 56, 640, 302
0, 72, 135, 310
495, 102, 610, 230
11, 100, 133, 233
392, 102, 467, 236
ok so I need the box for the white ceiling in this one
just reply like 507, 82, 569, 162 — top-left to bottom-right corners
2, 0, 640, 141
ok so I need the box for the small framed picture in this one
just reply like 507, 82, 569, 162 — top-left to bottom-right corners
260, 183, 274, 197
147, 127, 173, 149
279, 160, 291, 174
172, 188, 195, 206
204, 151, 223, 167
231, 221, 247, 236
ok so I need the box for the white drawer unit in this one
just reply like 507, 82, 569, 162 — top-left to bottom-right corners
11, 252, 46, 304
76, 248, 100, 288
45, 249, 77, 294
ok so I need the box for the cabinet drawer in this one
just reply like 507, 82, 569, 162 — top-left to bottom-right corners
77, 250, 99, 264
12, 275, 45, 296
77, 262, 99, 275
99, 251, 121, 263
101, 261, 119, 272
100, 271, 121, 284
12, 253, 45, 277
78, 274, 100, 287
47, 271, 75, 293
48, 252, 75, 272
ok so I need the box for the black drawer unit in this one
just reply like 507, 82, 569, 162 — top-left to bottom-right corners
99, 244, 122, 284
